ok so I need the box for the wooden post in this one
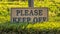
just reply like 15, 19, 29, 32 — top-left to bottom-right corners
28, 0, 34, 7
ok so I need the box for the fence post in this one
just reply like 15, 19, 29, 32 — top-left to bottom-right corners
28, 0, 34, 7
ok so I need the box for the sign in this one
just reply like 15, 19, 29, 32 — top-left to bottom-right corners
11, 8, 48, 23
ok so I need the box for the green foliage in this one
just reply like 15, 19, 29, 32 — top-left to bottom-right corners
0, 0, 60, 34
0, 22, 60, 34
0, 0, 60, 22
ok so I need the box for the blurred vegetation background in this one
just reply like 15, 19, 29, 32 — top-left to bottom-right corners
0, 0, 60, 23
0, 0, 60, 34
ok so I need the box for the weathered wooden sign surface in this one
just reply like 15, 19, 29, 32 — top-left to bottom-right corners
11, 8, 48, 23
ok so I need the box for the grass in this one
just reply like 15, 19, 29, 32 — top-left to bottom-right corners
0, 22, 60, 31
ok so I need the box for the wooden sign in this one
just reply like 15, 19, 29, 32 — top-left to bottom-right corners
11, 7, 48, 23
